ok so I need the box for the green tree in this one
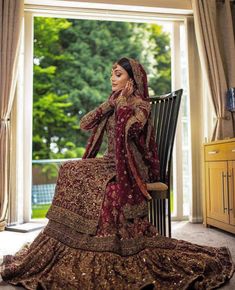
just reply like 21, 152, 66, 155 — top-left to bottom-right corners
147, 24, 171, 95
33, 18, 78, 159
33, 18, 171, 160
54, 20, 149, 149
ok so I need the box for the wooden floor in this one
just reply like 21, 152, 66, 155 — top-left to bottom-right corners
0, 221, 234, 289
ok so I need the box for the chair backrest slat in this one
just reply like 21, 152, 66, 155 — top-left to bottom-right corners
149, 89, 183, 183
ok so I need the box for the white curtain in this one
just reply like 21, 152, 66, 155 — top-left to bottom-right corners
0, 0, 24, 231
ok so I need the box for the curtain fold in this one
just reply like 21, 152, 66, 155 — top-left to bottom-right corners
0, 0, 24, 231
185, 16, 204, 223
192, 0, 235, 140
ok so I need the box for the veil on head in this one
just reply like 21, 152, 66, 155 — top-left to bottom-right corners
127, 58, 149, 99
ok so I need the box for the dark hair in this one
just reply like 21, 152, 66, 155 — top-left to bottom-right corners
117, 57, 135, 81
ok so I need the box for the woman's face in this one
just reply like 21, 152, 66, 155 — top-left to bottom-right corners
111, 64, 130, 92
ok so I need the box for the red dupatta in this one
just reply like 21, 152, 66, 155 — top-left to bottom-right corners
115, 59, 159, 204
83, 58, 159, 204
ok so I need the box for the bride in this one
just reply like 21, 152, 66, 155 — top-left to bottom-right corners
0, 57, 234, 289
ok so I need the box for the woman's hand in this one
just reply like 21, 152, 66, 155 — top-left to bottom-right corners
109, 79, 134, 108
120, 79, 134, 98
115, 79, 134, 108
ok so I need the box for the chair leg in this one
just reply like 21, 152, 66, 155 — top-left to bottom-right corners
168, 197, 171, 237
163, 199, 166, 236
153, 200, 157, 228
148, 197, 169, 237
157, 199, 160, 234
160, 200, 163, 235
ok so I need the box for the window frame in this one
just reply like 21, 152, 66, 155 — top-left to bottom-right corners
22, 6, 189, 222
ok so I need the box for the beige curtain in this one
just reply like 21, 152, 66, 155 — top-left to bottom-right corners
192, 0, 235, 140
0, 0, 24, 231
185, 16, 204, 223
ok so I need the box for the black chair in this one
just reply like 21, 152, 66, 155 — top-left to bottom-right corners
146, 89, 183, 237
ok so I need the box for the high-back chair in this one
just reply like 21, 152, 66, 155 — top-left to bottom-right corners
146, 89, 183, 237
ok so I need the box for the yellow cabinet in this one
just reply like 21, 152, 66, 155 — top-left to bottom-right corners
204, 139, 235, 234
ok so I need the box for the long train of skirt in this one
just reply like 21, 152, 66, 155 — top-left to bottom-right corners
0, 229, 234, 290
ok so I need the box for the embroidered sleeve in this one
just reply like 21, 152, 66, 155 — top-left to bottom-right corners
115, 96, 128, 109
80, 101, 113, 131
116, 97, 151, 139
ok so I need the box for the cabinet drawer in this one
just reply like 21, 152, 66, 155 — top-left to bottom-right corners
205, 142, 235, 161
226, 143, 235, 160
205, 144, 228, 161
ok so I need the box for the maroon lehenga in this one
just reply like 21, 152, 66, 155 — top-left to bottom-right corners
1, 58, 234, 289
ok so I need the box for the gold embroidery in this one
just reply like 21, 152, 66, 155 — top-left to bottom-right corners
80, 101, 112, 130
2, 228, 233, 290
122, 201, 148, 219
85, 117, 107, 157
129, 58, 144, 97
124, 101, 152, 200
46, 206, 99, 235
46, 158, 116, 235
44, 220, 163, 256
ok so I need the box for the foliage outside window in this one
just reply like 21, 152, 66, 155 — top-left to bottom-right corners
33, 18, 171, 160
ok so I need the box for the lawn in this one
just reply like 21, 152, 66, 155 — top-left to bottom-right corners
32, 204, 51, 219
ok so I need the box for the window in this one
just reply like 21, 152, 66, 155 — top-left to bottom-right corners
20, 5, 190, 222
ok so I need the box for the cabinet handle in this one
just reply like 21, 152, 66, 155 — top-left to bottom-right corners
222, 172, 228, 213
228, 170, 233, 212
208, 150, 219, 154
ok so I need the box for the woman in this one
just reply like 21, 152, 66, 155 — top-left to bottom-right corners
0, 57, 234, 289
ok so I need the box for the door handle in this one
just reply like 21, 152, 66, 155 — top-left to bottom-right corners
222, 172, 228, 213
